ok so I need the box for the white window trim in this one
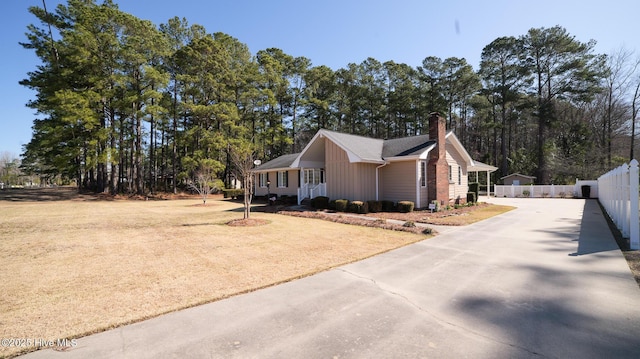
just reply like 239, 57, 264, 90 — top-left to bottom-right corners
259, 173, 268, 188
277, 171, 288, 188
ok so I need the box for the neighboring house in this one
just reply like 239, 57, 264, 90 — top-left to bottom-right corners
501, 173, 536, 185
252, 113, 483, 208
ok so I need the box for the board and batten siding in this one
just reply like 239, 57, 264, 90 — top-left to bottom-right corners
380, 160, 417, 204
446, 143, 469, 202
325, 139, 377, 201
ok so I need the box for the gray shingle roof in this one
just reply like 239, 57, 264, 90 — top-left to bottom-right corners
382, 134, 433, 158
254, 130, 440, 171
320, 130, 384, 162
253, 153, 300, 171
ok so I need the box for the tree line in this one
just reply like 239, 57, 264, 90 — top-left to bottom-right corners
20, 0, 640, 194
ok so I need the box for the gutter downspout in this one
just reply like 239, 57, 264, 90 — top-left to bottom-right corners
375, 162, 388, 201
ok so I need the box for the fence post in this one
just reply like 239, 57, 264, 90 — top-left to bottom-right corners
630, 160, 639, 250
623, 164, 630, 237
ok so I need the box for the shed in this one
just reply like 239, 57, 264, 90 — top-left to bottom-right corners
501, 173, 536, 185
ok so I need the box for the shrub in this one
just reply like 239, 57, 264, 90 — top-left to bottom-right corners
335, 199, 349, 212
559, 191, 566, 198
367, 200, 382, 213
466, 192, 476, 204
403, 220, 416, 227
311, 196, 330, 209
349, 200, 368, 214
469, 182, 479, 201
522, 190, 530, 197
279, 195, 298, 205
222, 188, 244, 199
328, 200, 337, 210
398, 201, 415, 213
422, 227, 433, 235
381, 200, 396, 212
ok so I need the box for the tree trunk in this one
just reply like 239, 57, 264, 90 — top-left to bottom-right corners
172, 80, 178, 194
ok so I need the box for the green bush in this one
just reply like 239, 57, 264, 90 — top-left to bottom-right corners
466, 192, 476, 204
311, 196, 330, 209
367, 200, 382, 213
335, 199, 349, 212
328, 200, 337, 210
381, 200, 396, 212
223, 188, 244, 199
398, 201, 415, 213
349, 200, 368, 214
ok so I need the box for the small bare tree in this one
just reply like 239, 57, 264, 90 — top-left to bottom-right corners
187, 159, 223, 205
229, 139, 257, 219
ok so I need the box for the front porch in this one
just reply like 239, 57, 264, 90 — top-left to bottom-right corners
297, 168, 326, 204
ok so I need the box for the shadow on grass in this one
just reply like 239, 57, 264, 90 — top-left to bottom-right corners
0, 187, 91, 202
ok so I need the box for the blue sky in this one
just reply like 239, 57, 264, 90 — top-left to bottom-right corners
2, 0, 638, 157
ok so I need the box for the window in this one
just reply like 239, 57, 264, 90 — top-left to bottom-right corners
259, 173, 268, 188
448, 165, 453, 183
420, 161, 427, 187
277, 171, 288, 188
458, 166, 462, 185
304, 169, 323, 185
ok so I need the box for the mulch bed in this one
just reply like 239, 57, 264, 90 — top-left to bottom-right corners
277, 210, 433, 235
369, 202, 491, 225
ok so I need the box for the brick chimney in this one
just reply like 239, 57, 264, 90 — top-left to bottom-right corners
427, 112, 449, 206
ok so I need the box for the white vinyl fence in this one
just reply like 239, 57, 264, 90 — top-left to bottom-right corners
494, 184, 579, 198
598, 159, 639, 250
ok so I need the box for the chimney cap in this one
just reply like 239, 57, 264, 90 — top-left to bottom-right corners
429, 112, 441, 118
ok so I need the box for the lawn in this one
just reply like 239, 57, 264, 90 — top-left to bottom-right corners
0, 189, 427, 358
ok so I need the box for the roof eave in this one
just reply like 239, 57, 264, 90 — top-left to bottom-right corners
446, 131, 474, 165
251, 166, 294, 173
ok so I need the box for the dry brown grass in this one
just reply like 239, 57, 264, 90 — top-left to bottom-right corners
0, 191, 425, 358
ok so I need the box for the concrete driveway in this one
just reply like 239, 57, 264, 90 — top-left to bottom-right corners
22, 198, 640, 358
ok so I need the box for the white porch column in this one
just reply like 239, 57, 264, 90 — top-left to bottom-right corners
486, 170, 491, 197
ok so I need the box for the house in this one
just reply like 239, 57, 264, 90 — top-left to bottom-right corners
501, 173, 536, 185
252, 113, 484, 208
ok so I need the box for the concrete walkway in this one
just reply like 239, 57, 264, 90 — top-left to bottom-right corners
22, 198, 640, 358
